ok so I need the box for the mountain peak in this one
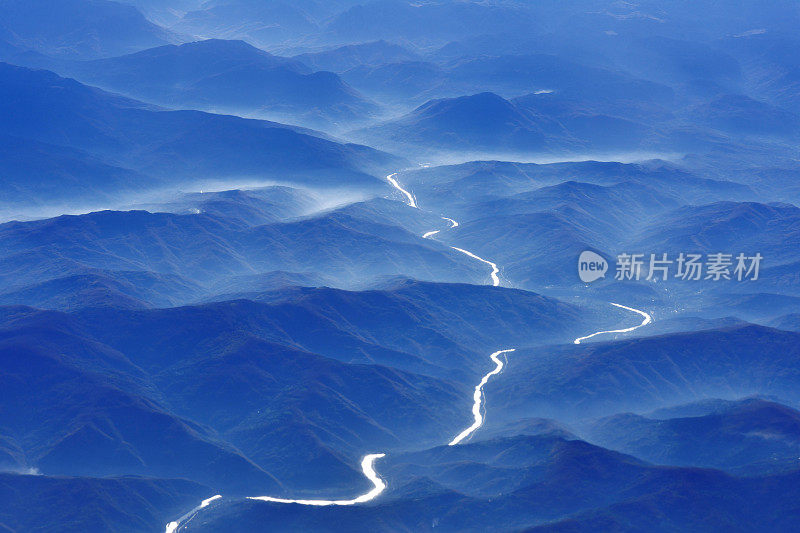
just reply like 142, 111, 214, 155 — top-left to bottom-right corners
360, 91, 569, 151
415, 91, 515, 116
101, 38, 301, 71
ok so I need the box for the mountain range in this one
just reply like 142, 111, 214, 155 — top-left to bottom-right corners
0, 281, 592, 501
62, 39, 380, 129
1, 0, 799, 531
0, 62, 399, 217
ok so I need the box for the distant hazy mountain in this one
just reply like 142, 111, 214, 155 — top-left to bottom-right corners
694, 93, 800, 138
397, 159, 755, 216
115, 0, 202, 25
0, 133, 156, 213
417, 1, 799, 82
0, 0, 178, 59
0, 63, 399, 213
341, 51, 675, 117
326, 0, 540, 44
630, 315, 749, 337
632, 201, 800, 266
738, 260, 800, 297
65, 39, 379, 129
173, 0, 345, 47
341, 60, 447, 103
701, 293, 800, 322
294, 40, 420, 73
352, 79, 733, 155
771, 313, 800, 332
604, 34, 744, 93
602, 0, 800, 40
586, 398, 800, 475
495, 325, 800, 421
356, 92, 576, 154
721, 33, 800, 111
1, 1, 799, 531
513, 92, 657, 151
448, 54, 674, 111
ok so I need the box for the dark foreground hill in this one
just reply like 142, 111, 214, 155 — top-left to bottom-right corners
183, 434, 800, 532
0, 473, 212, 533
0, 281, 589, 497
585, 398, 800, 475
493, 325, 800, 422
0, 207, 486, 293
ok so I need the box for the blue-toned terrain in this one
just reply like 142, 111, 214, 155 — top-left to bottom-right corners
1, 1, 799, 531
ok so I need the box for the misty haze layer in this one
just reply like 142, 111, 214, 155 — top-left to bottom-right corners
1, 1, 799, 532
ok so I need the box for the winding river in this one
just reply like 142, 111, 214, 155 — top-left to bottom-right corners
248, 454, 386, 506
573, 303, 653, 344
448, 349, 516, 446
165, 495, 222, 533
164, 172, 652, 531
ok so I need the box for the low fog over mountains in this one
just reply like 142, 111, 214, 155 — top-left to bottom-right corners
1, 0, 799, 531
